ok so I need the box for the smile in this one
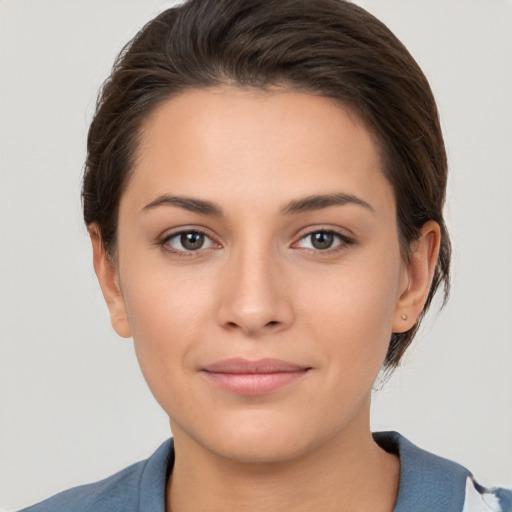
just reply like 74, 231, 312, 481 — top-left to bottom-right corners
200, 358, 311, 396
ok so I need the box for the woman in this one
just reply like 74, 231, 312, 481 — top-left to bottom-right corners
17, 0, 511, 511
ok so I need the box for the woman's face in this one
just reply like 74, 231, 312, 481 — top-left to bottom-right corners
98, 87, 417, 463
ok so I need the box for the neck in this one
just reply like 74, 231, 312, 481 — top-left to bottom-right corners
166, 410, 399, 512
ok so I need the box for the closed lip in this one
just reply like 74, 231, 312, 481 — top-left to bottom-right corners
201, 357, 310, 374
200, 358, 311, 396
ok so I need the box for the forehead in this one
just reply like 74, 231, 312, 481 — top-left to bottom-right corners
125, 86, 393, 216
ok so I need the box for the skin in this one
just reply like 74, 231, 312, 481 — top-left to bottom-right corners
90, 87, 440, 512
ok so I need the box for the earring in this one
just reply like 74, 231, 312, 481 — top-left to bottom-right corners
401, 314, 408, 321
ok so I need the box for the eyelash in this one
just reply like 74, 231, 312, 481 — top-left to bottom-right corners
159, 228, 218, 258
158, 228, 354, 257
293, 230, 354, 254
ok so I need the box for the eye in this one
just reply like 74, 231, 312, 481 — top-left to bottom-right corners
163, 230, 217, 253
294, 230, 351, 251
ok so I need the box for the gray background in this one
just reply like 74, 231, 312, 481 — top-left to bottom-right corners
1, 0, 511, 509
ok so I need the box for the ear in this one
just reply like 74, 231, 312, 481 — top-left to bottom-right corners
392, 220, 441, 333
89, 225, 132, 338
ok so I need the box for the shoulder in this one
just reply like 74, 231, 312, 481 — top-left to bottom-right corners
18, 463, 145, 512
373, 431, 512, 512
17, 439, 174, 512
462, 476, 512, 512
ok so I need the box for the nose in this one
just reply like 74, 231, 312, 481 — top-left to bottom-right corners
216, 244, 294, 337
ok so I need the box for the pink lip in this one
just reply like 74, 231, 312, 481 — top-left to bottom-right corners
201, 358, 311, 396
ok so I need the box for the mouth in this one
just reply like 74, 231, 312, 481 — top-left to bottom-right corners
200, 358, 311, 396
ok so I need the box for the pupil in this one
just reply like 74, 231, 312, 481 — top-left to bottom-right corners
181, 232, 204, 250
312, 232, 333, 249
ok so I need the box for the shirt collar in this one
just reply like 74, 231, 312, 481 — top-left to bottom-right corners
143, 433, 470, 512
374, 431, 470, 512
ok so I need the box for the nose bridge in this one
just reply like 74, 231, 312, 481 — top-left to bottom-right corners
217, 235, 292, 335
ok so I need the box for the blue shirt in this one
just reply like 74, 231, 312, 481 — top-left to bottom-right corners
19, 432, 512, 512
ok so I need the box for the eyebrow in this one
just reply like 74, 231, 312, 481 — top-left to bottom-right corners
142, 192, 373, 216
281, 193, 374, 214
142, 195, 223, 216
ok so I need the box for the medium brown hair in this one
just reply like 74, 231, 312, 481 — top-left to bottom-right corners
83, 0, 451, 368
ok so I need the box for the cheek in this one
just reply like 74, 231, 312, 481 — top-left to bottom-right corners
297, 250, 402, 366
127, 281, 208, 340
303, 256, 400, 326
120, 264, 215, 397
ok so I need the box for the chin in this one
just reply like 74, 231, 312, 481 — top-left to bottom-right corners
208, 432, 312, 465
177, 409, 334, 465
